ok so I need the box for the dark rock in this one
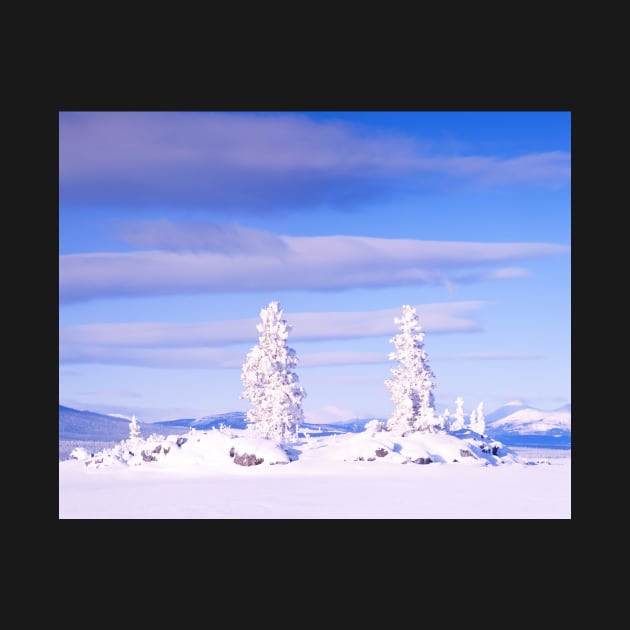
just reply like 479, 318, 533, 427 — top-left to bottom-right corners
375, 448, 388, 457
459, 449, 474, 458
412, 457, 432, 464
141, 450, 157, 462
233, 451, 264, 466
176, 437, 186, 447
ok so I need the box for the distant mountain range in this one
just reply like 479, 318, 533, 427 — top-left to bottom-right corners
60, 405, 138, 442
59, 400, 571, 458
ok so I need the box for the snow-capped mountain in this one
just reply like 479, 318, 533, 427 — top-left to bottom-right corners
483, 401, 570, 448
485, 401, 570, 434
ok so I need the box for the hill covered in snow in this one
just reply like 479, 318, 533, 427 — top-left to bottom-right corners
65, 421, 518, 472
59, 405, 138, 441
59, 401, 571, 460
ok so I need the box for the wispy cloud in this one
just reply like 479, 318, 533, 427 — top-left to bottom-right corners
59, 347, 545, 370
299, 352, 387, 367
59, 112, 571, 212
307, 375, 385, 385
427, 152, 570, 187
59, 302, 486, 369
59, 232, 569, 304
116, 220, 288, 254
59, 346, 244, 369
433, 352, 545, 360
60, 302, 485, 350
58, 304, 549, 369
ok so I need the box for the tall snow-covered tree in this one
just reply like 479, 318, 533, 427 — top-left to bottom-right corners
385, 304, 439, 434
241, 301, 306, 442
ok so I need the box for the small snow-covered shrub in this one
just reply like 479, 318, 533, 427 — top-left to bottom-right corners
364, 419, 386, 435
213, 422, 235, 437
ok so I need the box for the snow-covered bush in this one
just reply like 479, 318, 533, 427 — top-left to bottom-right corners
213, 422, 235, 437
364, 419, 386, 436
69, 447, 91, 461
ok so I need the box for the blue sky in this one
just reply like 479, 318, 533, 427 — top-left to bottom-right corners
59, 111, 571, 423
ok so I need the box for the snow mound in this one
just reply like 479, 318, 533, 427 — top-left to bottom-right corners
291, 426, 519, 466
76, 427, 292, 470
69, 447, 91, 461
72, 421, 526, 472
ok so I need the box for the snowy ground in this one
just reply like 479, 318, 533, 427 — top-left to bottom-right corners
58, 429, 571, 519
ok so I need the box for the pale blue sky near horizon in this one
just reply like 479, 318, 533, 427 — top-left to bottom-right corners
59, 111, 571, 424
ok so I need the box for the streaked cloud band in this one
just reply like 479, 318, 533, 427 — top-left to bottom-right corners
59, 234, 568, 304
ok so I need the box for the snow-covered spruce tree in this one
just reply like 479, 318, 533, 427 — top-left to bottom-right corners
470, 401, 485, 435
240, 301, 306, 442
385, 304, 439, 434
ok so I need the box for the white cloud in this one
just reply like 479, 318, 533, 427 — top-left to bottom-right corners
59, 301, 489, 369
59, 234, 569, 303
60, 113, 571, 194
299, 352, 387, 367
433, 352, 545, 360
116, 220, 288, 254
60, 301, 485, 350
59, 346, 245, 369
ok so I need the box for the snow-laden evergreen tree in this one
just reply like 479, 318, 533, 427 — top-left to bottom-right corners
129, 414, 141, 440
385, 304, 439, 434
241, 301, 306, 442
449, 396, 465, 431
470, 401, 485, 435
